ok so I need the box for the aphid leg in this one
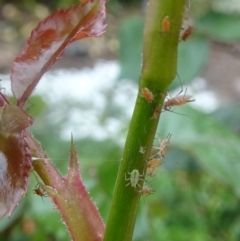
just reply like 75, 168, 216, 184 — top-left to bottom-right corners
125, 172, 131, 187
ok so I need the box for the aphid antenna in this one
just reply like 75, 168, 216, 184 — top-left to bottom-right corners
148, 149, 160, 159
186, 0, 191, 10
32, 169, 41, 182
176, 73, 184, 94
153, 132, 171, 143
161, 106, 190, 117
166, 73, 184, 96
170, 74, 194, 100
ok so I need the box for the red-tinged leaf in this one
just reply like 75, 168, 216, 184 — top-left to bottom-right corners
0, 105, 34, 134
11, 0, 106, 108
38, 138, 105, 241
0, 92, 10, 107
0, 106, 33, 219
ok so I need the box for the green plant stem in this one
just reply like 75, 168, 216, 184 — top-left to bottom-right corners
27, 131, 54, 186
104, 1, 187, 240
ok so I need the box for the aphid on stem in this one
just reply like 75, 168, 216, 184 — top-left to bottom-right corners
33, 184, 47, 201
163, 88, 195, 112
147, 158, 162, 176
181, 26, 194, 41
139, 186, 155, 196
125, 169, 144, 189
161, 15, 171, 33
141, 87, 154, 103
152, 106, 161, 119
152, 133, 171, 158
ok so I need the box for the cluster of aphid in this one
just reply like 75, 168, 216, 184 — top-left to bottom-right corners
140, 1, 195, 115
138, 84, 194, 195
141, 86, 195, 118
135, 10, 195, 195
160, 1, 194, 41
125, 133, 171, 196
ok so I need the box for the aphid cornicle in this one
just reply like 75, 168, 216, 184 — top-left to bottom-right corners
125, 169, 144, 189
141, 87, 154, 103
163, 89, 195, 111
161, 15, 171, 33
181, 26, 194, 41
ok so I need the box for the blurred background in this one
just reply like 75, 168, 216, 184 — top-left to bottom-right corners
1, 0, 240, 240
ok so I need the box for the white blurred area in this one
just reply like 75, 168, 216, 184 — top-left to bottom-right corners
0, 61, 218, 141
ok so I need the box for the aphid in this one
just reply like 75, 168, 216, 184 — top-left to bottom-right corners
152, 106, 161, 119
141, 87, 154, 103
125, 169, 144, 189
139, 146, 146, 154
153, 133, 171, 158
181, 26, 194, 41
33, 184, 47, 201
163, 89, 195, 111
139, 186, 154, 195
147, 158, 162, 169
147, 158, 162, 176
161, 15, 171, 33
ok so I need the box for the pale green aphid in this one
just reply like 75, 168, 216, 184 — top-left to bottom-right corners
125, 169, 144, 188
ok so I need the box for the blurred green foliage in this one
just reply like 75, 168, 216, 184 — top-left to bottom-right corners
119, 16, 144, 81
2, 1, 240, 241
118, 9, 240, 88
197, 11, 240, 41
